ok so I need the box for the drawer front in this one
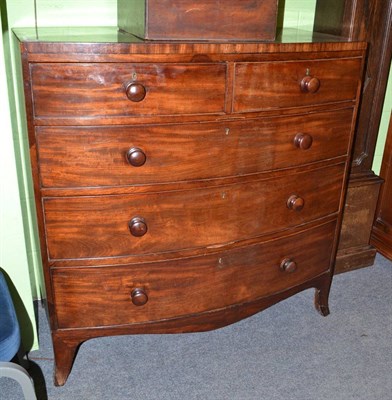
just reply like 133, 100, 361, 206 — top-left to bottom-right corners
233, 58, 362, 112
37, 108, 353, 188
43, 163, 345, 260
52, 221, 336, 328
30, 63, 226, 118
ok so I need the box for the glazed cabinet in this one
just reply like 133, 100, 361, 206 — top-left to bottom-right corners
16, 28, 366, 385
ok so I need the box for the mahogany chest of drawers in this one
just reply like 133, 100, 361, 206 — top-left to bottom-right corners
17, 28, 366, 385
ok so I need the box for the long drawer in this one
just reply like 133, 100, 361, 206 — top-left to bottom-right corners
52, 220, 336, 328
30, 63, 226, 118
36, 108, 353, 188
43, 163, 345, 260
233, 58, 362, 112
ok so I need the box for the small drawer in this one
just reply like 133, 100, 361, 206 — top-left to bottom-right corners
36, 108, 353, 188
43, 163, 345, 260
52, 221, 336, 328
30, 62, 226, 119
233, 58, 362, 112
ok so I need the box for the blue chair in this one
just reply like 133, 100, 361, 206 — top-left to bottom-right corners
0, 270, 37, 400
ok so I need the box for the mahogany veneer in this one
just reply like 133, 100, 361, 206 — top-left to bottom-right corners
118, 0, 279, 41
18, 30, 366, 385
372, 113, 392, 260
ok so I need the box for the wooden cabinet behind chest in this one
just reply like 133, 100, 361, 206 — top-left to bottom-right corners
19, 36, 366, 386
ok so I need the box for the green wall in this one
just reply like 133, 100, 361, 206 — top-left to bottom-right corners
373, 66, 392, 175
1, 0, 390, 352
1, 0, 118, 352
1, 3, 37, 351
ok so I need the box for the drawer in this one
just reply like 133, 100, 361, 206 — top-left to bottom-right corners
43, 163, 345, 260
233, 58, 362, 112
30, 63, 226, 118
36, 108, 353, 188
52, 220, 336, 328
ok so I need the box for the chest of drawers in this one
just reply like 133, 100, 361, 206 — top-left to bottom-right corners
17, 29, 366, 386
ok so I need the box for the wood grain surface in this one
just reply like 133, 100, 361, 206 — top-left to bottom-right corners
30, 62, 227, 118
43, 163, 345, 259
52, 220, 336, 328
36, 108, 353, 188
234, 57, 362, 112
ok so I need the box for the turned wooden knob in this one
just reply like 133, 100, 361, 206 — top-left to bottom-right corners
131, 288, 148, 306
129, 217, 148, 237
126, 147, 146, 167
294, 133, 313, 150
125, 82, 146, 102
287, 195, 305, 211
300, 76, 320, 93
280, 258, 297, 273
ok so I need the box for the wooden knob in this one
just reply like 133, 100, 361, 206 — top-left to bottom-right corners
294, 133, 313, 150
287, 195, 305, 211
131, 288, 148, 306
280, 258, 297, 273
129, 217, 148, 237
126, 147, 146, 167
125, 82, 146, 102
300, 76, 320, 93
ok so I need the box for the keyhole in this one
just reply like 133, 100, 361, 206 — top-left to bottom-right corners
217, 257, 225, 269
